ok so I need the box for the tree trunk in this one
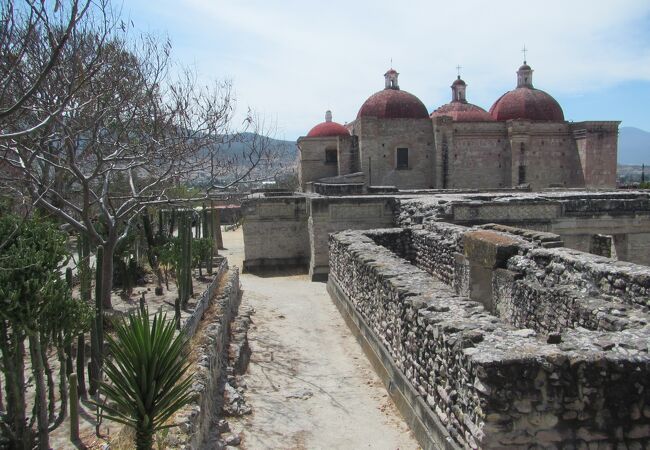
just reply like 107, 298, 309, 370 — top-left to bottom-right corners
28, 335, 49, 450
142, 211, 164, 295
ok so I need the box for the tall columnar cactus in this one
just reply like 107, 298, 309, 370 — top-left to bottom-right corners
77, 234, 90, 398
157, 209, 164, 239
89, 245, 104, 395
178, 211, 194, 306
69, 373, 79, 442
202, 206, 213, 274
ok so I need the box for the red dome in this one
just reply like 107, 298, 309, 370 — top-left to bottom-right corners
490, 87, 564, 121
431, 102, 493, 121
357, 89, 429, 119
307, 120, 350, 138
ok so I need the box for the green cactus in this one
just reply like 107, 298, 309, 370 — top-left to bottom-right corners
89, 245, 104, 395
77, 234, 90, 398
69, 373, 79, 442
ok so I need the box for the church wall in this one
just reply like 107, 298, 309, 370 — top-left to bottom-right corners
524, 124, 580, 189
434, 119, 510, 189
351, 117, 434, 189
506, 121, 583, 190
571, 121, 619, 188
297, 137, 340, 191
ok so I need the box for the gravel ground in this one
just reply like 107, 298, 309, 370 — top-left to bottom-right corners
222, 228, 419, 450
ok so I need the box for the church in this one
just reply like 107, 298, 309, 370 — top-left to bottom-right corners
297, 61, 619, 192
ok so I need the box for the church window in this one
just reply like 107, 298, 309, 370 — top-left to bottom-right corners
325, 149, 337, 164
396, 148, 409, 170
518, 165, 526, 184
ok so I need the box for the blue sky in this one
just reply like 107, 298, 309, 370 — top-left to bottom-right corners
124, 0, 650, 141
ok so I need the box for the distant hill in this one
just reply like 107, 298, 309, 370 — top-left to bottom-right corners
619, 127, 650, 165
215, 132, 298, 163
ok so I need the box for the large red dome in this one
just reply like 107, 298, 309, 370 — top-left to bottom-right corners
307, 121, 350, 138
490, 87, 564, 121
431, 102, 493, 121
357, 89, 429, 120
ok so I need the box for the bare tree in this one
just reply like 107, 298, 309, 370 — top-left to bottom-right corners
2, 30, 236, 308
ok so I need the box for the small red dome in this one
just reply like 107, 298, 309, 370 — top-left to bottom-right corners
431, 102, 493, 121
490, 87, 564, 121
357, 89, 429, 119
307, 121, 350, 138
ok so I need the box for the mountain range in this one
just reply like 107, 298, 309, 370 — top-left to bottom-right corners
618, 127, 649, 165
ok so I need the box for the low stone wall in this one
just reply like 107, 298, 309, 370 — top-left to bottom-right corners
182, 257, 229, 338
507, 247, 650, 308
166, 269, 241, 449
397, 191, 650, 266
329, 228, 650, 448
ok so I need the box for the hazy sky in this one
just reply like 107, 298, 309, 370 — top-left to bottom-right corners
125, 0, 650, 140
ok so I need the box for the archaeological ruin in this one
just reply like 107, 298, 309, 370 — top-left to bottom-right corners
241, 189, 650, 448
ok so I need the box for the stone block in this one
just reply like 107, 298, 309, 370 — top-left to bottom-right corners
463, 230, 522, 269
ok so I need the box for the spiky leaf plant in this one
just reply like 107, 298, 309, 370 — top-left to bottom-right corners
98, 310, 194, 450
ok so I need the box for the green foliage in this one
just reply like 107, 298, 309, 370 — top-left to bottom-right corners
640, 181, 650, 189
0, 215, 70, 332
192, 238, 212, 269
158, 237, 180, 271
0, 215, 92, 448
98, 310, 194, 450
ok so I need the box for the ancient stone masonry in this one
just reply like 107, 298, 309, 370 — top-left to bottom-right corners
166, 269, 242, 449
397, 191, 650, 266
328, 226, 650, 448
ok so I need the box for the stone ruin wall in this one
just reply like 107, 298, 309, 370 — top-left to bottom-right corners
328, 224, 650, 448
398, 192, 650, 267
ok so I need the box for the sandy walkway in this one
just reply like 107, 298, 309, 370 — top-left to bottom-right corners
221, 229, 419, 450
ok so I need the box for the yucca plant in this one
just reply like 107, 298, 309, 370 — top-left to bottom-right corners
98, 310, 195, 450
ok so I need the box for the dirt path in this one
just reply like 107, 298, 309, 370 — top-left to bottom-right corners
221, 229, 419, 450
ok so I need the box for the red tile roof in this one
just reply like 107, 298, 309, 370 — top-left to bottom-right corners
307, 121, 350, 138
431, 101, 494, 121
490, 87, 564, 121
357, 89, 429, 119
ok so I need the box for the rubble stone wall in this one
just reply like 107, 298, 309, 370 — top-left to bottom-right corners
329, 228, 650, 448
167, 269, 241, 449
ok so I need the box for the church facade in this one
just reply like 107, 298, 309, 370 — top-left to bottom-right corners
297, 62, 619, 191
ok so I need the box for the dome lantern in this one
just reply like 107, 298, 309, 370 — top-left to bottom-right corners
357, 68, 429, 119
517, 63, 534, 88
384, 68, 400, 90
